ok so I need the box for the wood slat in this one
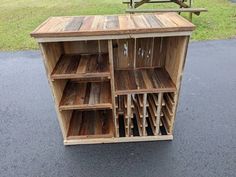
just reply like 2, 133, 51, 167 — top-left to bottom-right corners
59, 81, 112, 110
64, 17, 84, 31
31, 13, 195, 38
51, 54, 110, 79
67, 110, 114, 139
114, 68, 176, 95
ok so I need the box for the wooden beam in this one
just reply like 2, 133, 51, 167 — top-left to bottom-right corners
123, 0, 172, 4
126, 8, 208, 14
173, 0, 199, 15
134, 0, 151, 8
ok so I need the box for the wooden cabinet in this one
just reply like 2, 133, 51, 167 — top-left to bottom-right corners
31, 13, 195, 145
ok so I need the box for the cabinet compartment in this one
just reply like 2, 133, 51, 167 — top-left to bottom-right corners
67, 110, 114, 140
59, 81, 112, 110
114, 92, 176, 137
113, 36, 188, 95
51, 53, 110, 79
114, 68, 176, 94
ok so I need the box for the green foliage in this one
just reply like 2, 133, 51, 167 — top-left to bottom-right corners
0, 0, 235, 50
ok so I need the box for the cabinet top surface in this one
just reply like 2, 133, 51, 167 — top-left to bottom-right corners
31, 13, 195, 38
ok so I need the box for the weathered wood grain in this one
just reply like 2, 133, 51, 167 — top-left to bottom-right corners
114, 68, 176, 95
51, 54, 110, 79
31, 13, 195, 38
60, 81, 112, 110
67, 110, 114, 139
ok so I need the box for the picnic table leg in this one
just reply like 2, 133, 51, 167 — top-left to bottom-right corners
189, 0, 192, 21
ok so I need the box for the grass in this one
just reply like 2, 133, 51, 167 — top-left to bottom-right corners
0, 0, 236, 50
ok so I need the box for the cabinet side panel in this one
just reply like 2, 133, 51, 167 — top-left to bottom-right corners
39, 43, 71, 139
40, 42, 63, 74
164, 36, 188, 85
164, 36, 189, 133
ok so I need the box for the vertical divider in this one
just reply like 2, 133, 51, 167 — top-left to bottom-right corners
108, 40, 118, 137
150, 37, 154, 66
98, 40, 101, 53
143, 93, 147, 136
134, 38, 137, 69
156, 93, 163, 135
127, 94, 132, 137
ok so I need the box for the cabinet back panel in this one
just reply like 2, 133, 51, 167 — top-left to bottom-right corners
113, 39, 134, 69
136, 38, 153, 68
152, 37, 168, 68
63, 40, 108, 54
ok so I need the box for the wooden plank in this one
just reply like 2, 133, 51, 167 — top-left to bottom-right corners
136, 38, 153, 68
142, 93, 147, 135
108, 40, 118, 137
115, 39, 134, 69
126, 8, 207, 13
156, 93, 163, 134
123, 0, 172, 4
104, 16, 119, 29
127, 94, 132, 136
64, 17, 84, 31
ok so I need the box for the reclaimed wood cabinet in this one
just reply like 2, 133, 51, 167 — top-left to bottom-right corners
31, 13, 195, 145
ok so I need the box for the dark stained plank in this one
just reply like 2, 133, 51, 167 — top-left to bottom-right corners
59, 81, 112, 110
64, 17, 84, 31
65, 55, 81, 74
134, 70, 146, 90
67, 111, 82, 136
104, 16, 119, 29
60, 82, 77, 106
155, 68, 176, 89
51, 54, 110, 79
127, 70, 137, 90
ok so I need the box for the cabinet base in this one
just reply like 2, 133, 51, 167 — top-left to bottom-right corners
64, 135, 173, 145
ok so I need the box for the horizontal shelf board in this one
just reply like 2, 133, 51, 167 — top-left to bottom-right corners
59, 81, 112, 110
114, 68, 176, 95
67, 110, 114, 139
51, 53, 110, 79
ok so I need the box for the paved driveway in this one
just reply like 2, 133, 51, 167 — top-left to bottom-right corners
0, 39, 235, 177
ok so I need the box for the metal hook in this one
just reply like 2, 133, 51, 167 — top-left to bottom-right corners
141, 49, 145, 58
124, 42, 128, 56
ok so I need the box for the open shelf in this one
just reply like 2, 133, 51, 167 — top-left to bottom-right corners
59, 81, 112, 110
51, 53, 110, 80
114, 68, 176, 95
67, 110, 114, 140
